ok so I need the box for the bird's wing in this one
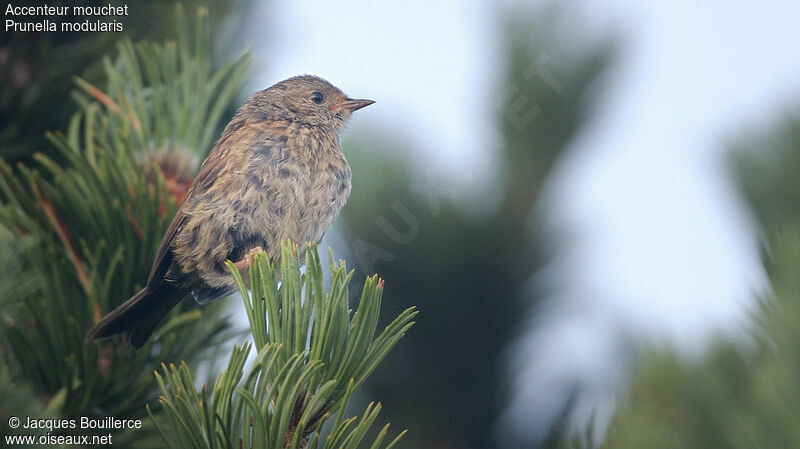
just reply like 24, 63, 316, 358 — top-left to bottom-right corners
145, 209, 186, 288
145, 120, 246, 288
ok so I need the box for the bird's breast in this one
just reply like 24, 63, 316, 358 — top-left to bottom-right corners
237, 143, 351, 252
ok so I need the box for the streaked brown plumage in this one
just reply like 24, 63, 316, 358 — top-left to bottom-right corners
86, 75, 373, 347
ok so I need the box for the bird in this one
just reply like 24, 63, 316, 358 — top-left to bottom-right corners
86, 75, 373, 348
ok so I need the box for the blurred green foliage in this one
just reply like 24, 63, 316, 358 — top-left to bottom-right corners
0, 226, 49, 441
339, 11, 616, 449
597, 112, 800, 448
729, 115, 800, 230
0, 0, 242, 162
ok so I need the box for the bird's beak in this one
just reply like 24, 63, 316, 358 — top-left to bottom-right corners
333, 98, 375, 112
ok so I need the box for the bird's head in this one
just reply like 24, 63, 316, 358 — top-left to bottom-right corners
248, 75, 374, 132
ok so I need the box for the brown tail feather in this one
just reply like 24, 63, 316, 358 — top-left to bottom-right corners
86, 284, 186, 348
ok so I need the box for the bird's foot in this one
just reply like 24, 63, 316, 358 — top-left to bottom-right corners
233, 246, 265, 271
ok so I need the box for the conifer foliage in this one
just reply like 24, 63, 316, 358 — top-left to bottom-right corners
0, 5, 249, 444
152, 243, 417, 449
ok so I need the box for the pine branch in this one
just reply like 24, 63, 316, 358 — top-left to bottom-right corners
0, 5, 250, 445
151, 242, 418, 449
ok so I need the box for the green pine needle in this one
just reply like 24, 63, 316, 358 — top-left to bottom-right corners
154, 242, 417, 449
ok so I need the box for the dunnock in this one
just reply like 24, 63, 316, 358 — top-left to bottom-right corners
86, 75, 373, 347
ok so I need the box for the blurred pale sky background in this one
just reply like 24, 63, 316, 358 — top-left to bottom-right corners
243, 0, 800, 445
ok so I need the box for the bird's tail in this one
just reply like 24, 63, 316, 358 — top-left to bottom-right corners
86, 283, 185, 348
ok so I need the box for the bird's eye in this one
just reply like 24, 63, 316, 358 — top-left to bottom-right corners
310, 91, 324, 104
